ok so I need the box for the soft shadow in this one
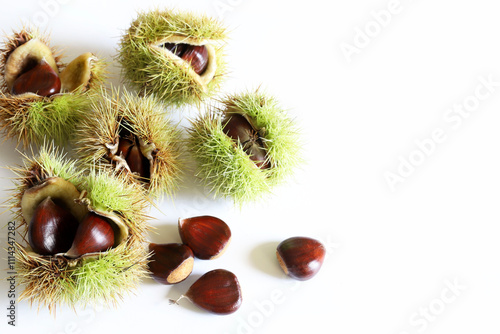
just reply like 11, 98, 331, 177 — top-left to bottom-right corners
249, 241, 284, 278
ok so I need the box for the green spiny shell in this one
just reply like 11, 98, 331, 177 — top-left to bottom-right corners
0, 27, 107, 148
8, 144, 150, 311
187, 90, 302, 205
117, 9, 227, 106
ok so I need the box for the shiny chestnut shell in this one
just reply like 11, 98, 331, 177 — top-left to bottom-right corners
276, 237, 325, 281
185, 269, 242, 315
148, 243, 194, 284
178, 216, 231, 260
28, 196, 79, 255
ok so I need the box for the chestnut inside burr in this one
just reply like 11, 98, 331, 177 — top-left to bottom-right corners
11, 59, 61, 97
116, 127, 151, 180
160, 43, 209, 75
222, 113, 270, 170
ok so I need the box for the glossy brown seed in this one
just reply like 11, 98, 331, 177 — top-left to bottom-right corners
117, 137, 133, 158
171, 269, 242, 315
178, 216, 231, 260
162, 43, 187, 58
148, 243, 194, 285
276, 237, 326, 281
181, 45, 209, 75
28, 196, 79, 255
65, 212, 114, 258
11, 59, 61, 97
223, 113, 270, 169
126, 144, 150, 179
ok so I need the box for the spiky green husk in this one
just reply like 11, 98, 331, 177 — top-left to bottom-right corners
0, 28, 108, 147
0, 91, 91, 147
8, 143, 150, 311
117, 8, 227, 106
75, 88, 183, 199
187, 90, 302, 205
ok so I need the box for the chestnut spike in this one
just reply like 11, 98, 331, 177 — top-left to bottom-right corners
65, 212, 115, 258
178, 216, 231, 260
148, 243, 194, 285
28, 196, 79, 255
11, 58, 61, 97
170, 269, 242, 315
181, 45, 209, 75
276, 237, 326, 281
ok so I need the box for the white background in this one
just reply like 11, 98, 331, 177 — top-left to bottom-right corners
1, 0, 499, 333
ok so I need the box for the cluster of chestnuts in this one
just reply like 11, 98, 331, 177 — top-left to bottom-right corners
28, 197, 115, 258
147, 215, 325, 315
3, 8, 316, 315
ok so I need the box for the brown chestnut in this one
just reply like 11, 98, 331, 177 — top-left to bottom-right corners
222, 113, 270, 169
116, 128, 150, 180
65, 212, 115, 258
161, 43, 187, 58
178, 215, 231, 260
170, 269, 242, 315
148, 243, 194, 285
28, 196, 79, 255
11, 59, 61, 97
181, 45, 209, 75
276, 237, 325, 281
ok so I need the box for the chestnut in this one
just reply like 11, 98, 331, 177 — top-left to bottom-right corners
181, 45, 209, 75
148, 243, 194, 285
276, 237, 325, 281
11, 59, 61, 97
178, 215, 231, 260
116, 127, 150, 180
28, 196, 79, 255
65, 212, 115, 258
222, 113, 270, 169
170, 269, 242, 315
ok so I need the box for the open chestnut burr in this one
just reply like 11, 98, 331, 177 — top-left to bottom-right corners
0, 28, 107, 147
118, 8, 228, 106
74, 89, 183, 198
187, 90, 302, 204
12, 145, 151, 310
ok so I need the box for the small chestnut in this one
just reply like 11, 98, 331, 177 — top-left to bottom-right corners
178, 215, 231, 260
276, 237, 325, 281
148, 243, 194, 285
11, 59, 61, 97
170, 269, 242, 315
65, 212, 115, 258
28, 196, 79, 255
